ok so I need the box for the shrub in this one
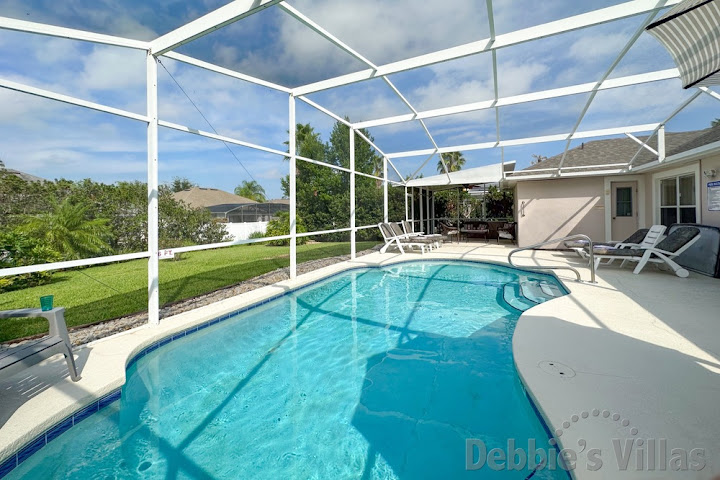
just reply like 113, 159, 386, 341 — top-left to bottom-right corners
0, 231, 60, 292
265, 212, 308, 246
246, 230, 267, 245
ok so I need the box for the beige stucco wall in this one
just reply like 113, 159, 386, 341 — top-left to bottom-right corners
701, 153, 720, 228
516, 177, 605, 248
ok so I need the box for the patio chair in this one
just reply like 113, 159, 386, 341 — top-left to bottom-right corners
438, 221, 459, 243
0, 307, 80, 382
591, 226, 701, 277
497, 222, 516, 244
401, 220, 443, 248
378, 223, 427, 254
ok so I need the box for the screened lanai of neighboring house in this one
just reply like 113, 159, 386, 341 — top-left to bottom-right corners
1, 0, 719, 324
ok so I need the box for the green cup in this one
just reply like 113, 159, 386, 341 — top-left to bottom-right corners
40, 295, 54, 311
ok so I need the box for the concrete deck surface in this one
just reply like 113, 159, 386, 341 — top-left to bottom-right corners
0, 242, 718, 479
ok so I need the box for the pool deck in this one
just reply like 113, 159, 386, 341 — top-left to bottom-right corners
0, 243, 718, 478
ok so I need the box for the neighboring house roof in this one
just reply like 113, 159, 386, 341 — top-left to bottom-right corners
172, 187, 257, 208
515, 125, 720, 177
207, 203, 255, 214
267, 198, 289, 204
1, 168, 45, 182
208, 202, 289, 219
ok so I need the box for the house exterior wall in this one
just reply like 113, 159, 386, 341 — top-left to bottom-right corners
516, 177, 605, 248
701, 153, 720, 228
641, 158, 720, 230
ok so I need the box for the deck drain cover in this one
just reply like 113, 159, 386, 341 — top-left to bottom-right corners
538, 361, 576, 378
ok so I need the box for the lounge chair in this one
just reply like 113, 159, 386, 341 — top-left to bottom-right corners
378, 222, 428, 254
401, 220, 443, 248
566, 225, 666, 259
590, 226, 701, 277
388, 223, 437, 251
0, 307, 80, 382
438, 221, 459, 243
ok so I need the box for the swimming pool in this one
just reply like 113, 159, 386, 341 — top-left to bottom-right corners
4, 261, 569, 479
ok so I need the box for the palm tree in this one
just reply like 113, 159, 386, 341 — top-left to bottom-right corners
284, 123, 324, 159
437, 151, 466, 173
19, 197, 111, 260
235, 180, 267, 202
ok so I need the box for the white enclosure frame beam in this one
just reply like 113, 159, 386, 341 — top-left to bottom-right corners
279, 3, 377, 68
353, 129, 405, 183
700, 86, 720, 103
289, 95, 297, 279
627, 90, 703, 168
353, 69, 679, 129
383, 157, 389, 223
293, 0, 680, 96
162, 52, 292, 93
658, 124, 666, 162
281, 2, 445, 181
146, 53, 160, 326
556, 9, 659, 173
162, 116, 398, 183
151, 0, 282, 55
159, 120, 287, 156
408, 151, 439, 179
386, 123, 659, 159
0, 252, 151, 277
297, 95, 353, 127
0, 78, 149, 122
625, 133, 659, 155
0, 16, 148, 49
350, 128, 356, 260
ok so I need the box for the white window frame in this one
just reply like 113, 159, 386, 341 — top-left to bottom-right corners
651, 162, 701, 226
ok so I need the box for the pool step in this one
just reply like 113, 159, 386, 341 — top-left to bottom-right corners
518, 276, 564, 304
502, 283, 538, 311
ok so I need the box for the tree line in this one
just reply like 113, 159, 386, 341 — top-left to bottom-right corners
0, 171, 228, 291
278, 120, 405, 242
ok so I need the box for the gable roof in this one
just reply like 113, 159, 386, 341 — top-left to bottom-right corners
518, 125, 720, 176
172, 187, 257, 208
1, 168, 45, 182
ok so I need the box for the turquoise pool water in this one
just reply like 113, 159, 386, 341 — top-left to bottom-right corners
6, 261, 568, 479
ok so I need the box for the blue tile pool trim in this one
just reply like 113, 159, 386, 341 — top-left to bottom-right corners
0, 389, 121, 478
0, 259, 567, 478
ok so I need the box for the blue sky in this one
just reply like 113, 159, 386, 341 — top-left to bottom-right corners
0, 0, 719, 199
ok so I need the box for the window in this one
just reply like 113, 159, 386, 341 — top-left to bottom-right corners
659, 173, 696, 227
615, 187, 633, 216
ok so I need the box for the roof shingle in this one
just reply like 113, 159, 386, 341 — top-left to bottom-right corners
519, 125, 720, 174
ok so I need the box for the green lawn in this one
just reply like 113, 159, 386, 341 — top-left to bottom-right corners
0, 241, 377, 342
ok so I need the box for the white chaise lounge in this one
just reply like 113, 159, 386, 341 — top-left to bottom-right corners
565, 225, 666, 260
401, 220, 443, 249
589, 226, 701, 277
378, 222, 428, 254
